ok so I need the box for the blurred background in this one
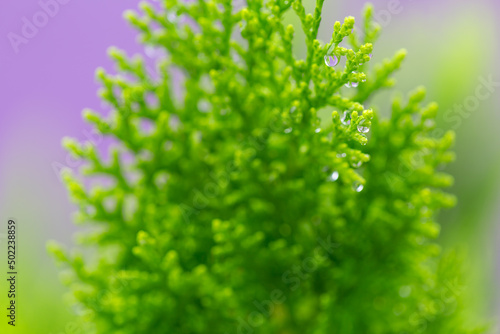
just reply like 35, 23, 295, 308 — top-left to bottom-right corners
0, 0, 498, 332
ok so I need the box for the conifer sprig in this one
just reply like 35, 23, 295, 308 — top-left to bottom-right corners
48, 1, 487, 333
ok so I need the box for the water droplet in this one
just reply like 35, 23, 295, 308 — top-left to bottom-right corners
341, 111, 351, 125
284, 127, 293, 134
357, 119, 370, 133
315, 128, 321, 133
324, 55, 339, 67
352, 181, 364, 192
346, 71, 360, 88
399, 286, 412, 298
328, 171, 339, 182
351, 160, 362, 168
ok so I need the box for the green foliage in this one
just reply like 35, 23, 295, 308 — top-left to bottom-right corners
49, 0, 488, 333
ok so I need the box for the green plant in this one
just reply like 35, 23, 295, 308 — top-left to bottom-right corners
49, 0, 488, 333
